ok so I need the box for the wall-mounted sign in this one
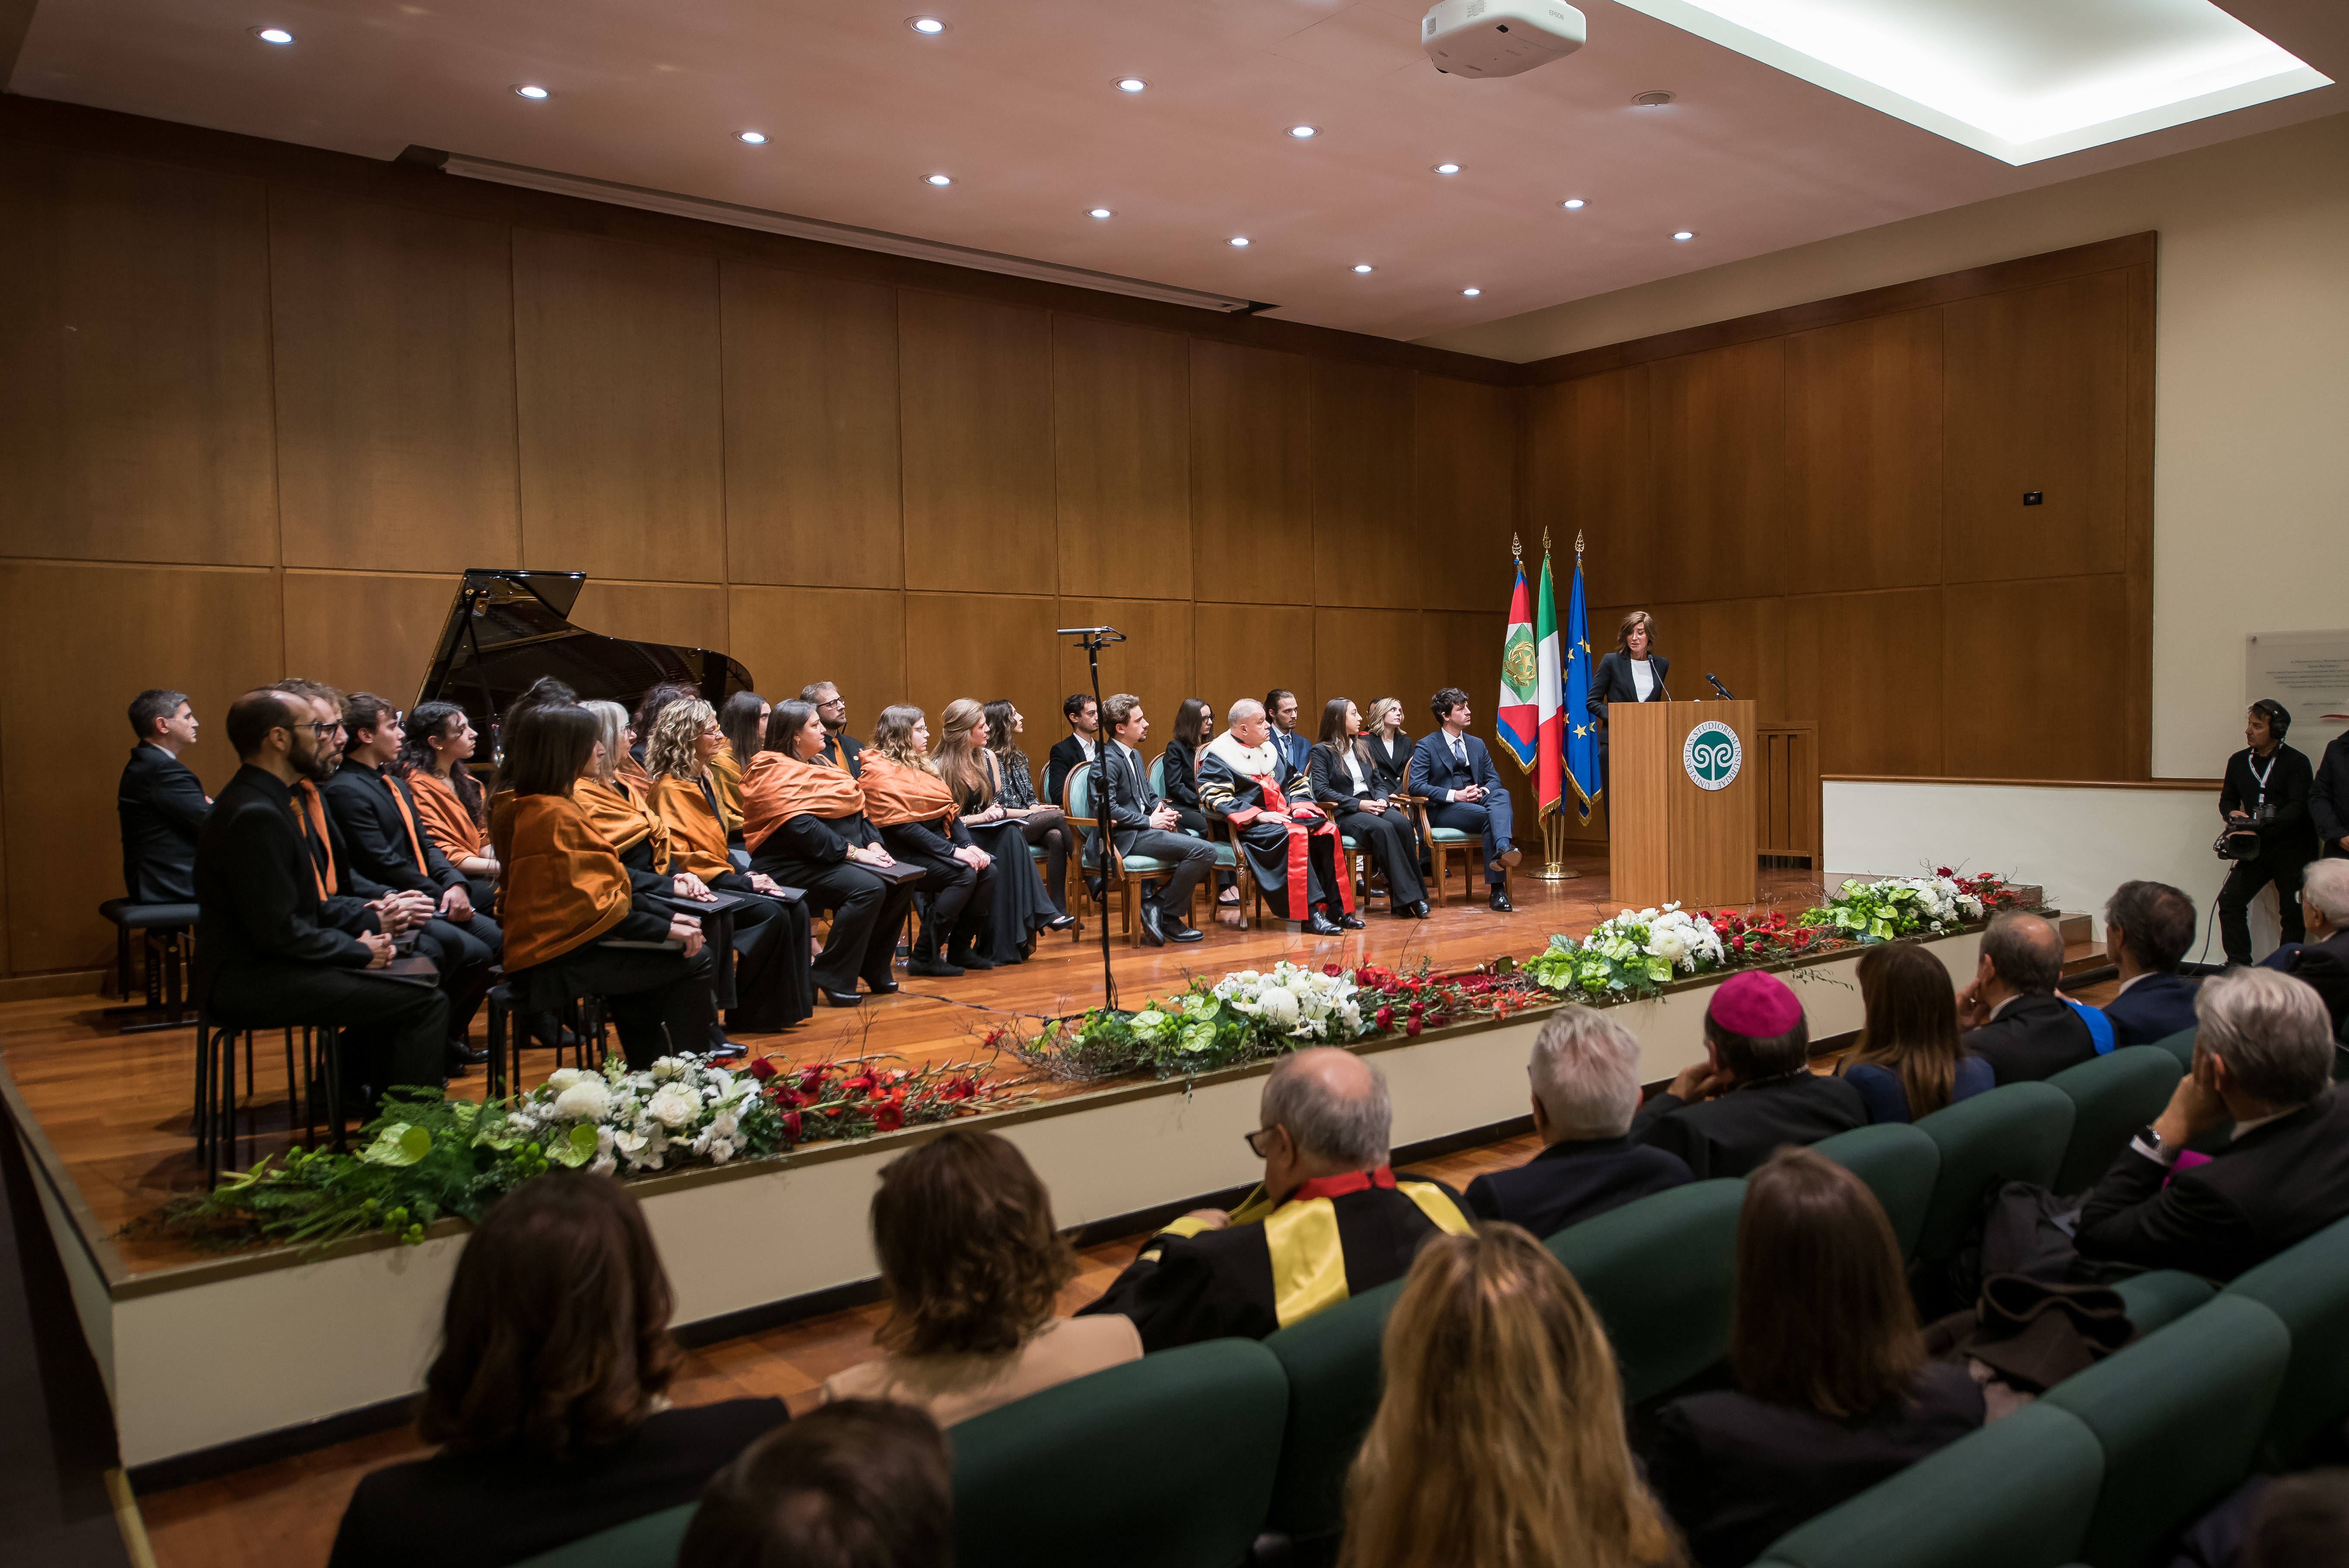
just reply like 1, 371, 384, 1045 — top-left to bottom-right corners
2248, 630, 2349, 755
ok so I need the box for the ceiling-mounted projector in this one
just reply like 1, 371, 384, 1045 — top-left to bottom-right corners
1422, 0, 1586, 78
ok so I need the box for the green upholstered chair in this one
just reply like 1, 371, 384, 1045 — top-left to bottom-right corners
2111, 1269, 2217, 1335
1260, 1275, 1406, 1546
1066, 762, 1190, 946
1754, 1402, 2104, 1568
1549, 1178, 1746, 1404
2042, 1295, 2291, 1568
951, 1337, 1290, 1568
2046, 1046, 2184, 1195
1912, 1081, 2075, 1263
1811, 1122, 1941, 1259
1147, 751, 1248, 922
2225, 1212, 2349, 1467
508, 1504, 695, 1568
1410, 794, 1502, 907
2148, 1024, 2197, 1073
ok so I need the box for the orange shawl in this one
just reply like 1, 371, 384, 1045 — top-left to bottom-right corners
741, 752, 865, 853
650, 775, 732, 881
619, 751, 652, 789
859, 752, 958, 829
494, 793, 633, 970
577, 775, 671, 869
708, 743, 744, 834
408, 768, 485, 861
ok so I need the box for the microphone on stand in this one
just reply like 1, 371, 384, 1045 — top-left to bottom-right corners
1056, 626, 1126, 643
1706, 672, 1736, 700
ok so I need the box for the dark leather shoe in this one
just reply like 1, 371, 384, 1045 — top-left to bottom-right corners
1138, 900, 1168, 947
1306, 911, 1344, 937
1405, 899, 1431, 919
1337, 912, 1365, 930
444, 1043, 482, 1074
907, 956, 963, 977
950, 948, 997, 970
1047, 914, 1079, 932
1489, 888, 1514, 912
820, 989, 862, 1008
1496, 844, 1523, 869
1168, 918, 1205, 943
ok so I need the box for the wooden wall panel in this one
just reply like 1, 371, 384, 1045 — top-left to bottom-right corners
1057, 596, 1194, 749
903, 594, 1061, 756
1054, 317, 1190, 601
513, 228, 725, 583
1194, 604, 1316, 727
270, 190, 520, 574
1414, 376, 1519, 612
1419, 609, 1532, 842
1311, 358, 1415, 609
281, 570, 462, 710
570, 580, 728, 655
1782, 309, 1940, 594
1941, 574, 2130, 780
1632, 598, 1788, 721
725, 587, 905, 718
899, 291, 1055, 595
0, 563, 281, 969
1942, 271, 2131, 584
1191, 340, 1311, 603
1523, 368, 1655, 608
0, 146, 275, 566
1781, 589, 1945, 777
1313, 608, 1425, 726
1649, 340, 1784, 604
720, 262, 901, 589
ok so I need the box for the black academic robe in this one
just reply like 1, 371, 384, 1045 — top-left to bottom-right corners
1631, 1072, 1867, 1180
118, 743, 208, 902
1196, 739, 1349, 917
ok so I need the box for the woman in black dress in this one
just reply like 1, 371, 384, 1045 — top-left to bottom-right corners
1306, 699, 1430, 919
1162, 697, 1239, 906
935, 698, 1075, 963
980, 699, 1074, 917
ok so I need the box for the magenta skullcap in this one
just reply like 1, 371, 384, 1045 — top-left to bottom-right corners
1707, 969, 1803, 1036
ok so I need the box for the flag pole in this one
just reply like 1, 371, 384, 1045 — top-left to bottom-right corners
1534, 526, 1582, 882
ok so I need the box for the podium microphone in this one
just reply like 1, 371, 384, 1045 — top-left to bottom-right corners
1706, 672, 1736, 700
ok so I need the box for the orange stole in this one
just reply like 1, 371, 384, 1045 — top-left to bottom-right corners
408, 769, 485, 861
578, 776, 671, 869
650, 775, 732, 881
741, 753, 866, 853
858, 753, 958, 829
496, 794, 634, 970
708, 744, 744, 834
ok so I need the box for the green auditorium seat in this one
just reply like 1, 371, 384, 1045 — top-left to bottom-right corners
1912, 1082, 2075, 1263
2225, 1212, 2349, 1467
508, 1504, 695, 1568
1811, 1123, 1940, 1258
2111, 1269, 2217, 1335
1753, 1402, 2104, 1568
2046, 1046, 2184, 1195
1549, 1178, 1746, 1404
2042, 1295, 2291, 1568
2148, 1024, 2197, 1073
1260, 1276, 1406, 1545
951, 1337, 1289, 1568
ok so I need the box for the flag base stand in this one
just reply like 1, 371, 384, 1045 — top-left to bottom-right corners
1531, 814, 1584, 881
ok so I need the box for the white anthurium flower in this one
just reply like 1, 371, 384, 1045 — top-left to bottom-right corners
553, 1079, 614, 1123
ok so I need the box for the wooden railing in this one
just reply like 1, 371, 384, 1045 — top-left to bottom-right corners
1756, 721, 1820, 863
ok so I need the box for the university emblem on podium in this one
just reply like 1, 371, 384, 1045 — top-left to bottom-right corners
1681, 721, 1741, 790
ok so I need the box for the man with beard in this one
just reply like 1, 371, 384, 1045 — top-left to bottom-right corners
194, 690, 448, 1104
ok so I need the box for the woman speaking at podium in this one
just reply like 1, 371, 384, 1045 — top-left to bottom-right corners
1587, 610, 1670, 804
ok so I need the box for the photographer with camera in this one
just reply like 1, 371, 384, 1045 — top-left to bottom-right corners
2218, 699, 2317, 967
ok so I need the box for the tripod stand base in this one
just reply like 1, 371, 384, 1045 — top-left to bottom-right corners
1533, 814, 1586, 881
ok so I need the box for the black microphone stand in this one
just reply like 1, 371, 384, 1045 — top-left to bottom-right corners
1058, 626, 1125, 1012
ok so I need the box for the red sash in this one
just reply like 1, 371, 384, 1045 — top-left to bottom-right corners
1255, 776, 1354, 920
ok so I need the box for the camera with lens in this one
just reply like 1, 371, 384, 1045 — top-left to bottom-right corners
2216, 803, 2274, 861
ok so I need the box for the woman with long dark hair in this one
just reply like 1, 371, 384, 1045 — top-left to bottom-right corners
979, 698, 1074, 918
329, 1173, 785, 1568
1308, 698, 1429, 919
935, 699, 1075, 963
1837, 942, 1993, 1121
711, 690, 769, 842
398, 700, 498, 907
864, 705, 994, 978
1162, 696, 1238, 906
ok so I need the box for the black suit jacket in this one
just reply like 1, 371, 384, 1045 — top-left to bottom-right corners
1647, 1363, 1985, 1568
1095, 743, 1174, 853
1407, 729, 1503, 804
1305, 740, 1388, 810
816, 730, 863, 779
195, 765, 375, 998
2311, 731, 2349, 855
1161, 737, 1203, 810
1363, 732, 1413, 793
1962, 992, 2099, 1084
1587, 650, 1671, 720
2075, 1086, 2349, 1280
2102, 972, 2201, 1049
1631, 1073, 1867, 1180
321, 762, 465, 897
2273, 928, 2349, 1036
1465, 1135, 1694, 1240
117, 743, 208, 902
1043, 734, 1096, 810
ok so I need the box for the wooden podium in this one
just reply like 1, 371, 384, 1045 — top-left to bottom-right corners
1609, 699, 1757, 911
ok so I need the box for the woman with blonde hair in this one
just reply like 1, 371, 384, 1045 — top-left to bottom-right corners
863, 704, 994, 978
1836, 941, 1992, 1122
1362, 696, 1414, 797
933, 698, 1074, 963
1341, 1224, 1679, 1568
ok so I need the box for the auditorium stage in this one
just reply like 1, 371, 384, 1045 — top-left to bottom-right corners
2, 856, 1987, 1475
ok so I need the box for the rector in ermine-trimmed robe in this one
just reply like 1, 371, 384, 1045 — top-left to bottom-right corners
1197, 699, 1361, 938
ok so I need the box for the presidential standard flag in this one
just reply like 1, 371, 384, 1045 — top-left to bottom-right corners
1561, 549, 1600, 823
1497, 560, 1538, 773
1534, 548, 1563, 815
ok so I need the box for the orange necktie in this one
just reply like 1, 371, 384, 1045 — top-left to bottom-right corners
379, 771, 429, 872
291, 781, 338, 900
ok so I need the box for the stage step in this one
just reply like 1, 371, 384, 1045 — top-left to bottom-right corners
2058, 911, 2107, 977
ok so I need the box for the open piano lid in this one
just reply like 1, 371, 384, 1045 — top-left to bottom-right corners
415, 569, 751, 727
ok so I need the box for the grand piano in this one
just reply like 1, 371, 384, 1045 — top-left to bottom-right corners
415, 569, 752, 730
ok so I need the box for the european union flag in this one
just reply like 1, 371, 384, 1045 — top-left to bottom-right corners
1562, 551, 1600, 823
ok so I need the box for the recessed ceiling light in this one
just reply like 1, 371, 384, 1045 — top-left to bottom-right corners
926, 174, 954, 186
1561, 198, 1586, 209
1228, 236, 1250, 247
1672, 230, 1695, 241
1461, 287, 1482, 296
908, 16, 946, 34
1433, 162, 1461, 175
1115, 77, 1148, 93
1353, 264, 1374, 274
737, 131, 768, 145
252, 27, 294, 45
1632, 90, 1676, 107
1088, 208, 1113, 219
1288, 125, 1317, 138
514, 84, 550, 100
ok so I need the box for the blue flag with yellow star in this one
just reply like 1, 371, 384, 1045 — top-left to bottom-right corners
1562, 551, 1600, 823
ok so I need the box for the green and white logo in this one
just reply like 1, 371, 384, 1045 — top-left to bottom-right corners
1681, 720, 1741, 791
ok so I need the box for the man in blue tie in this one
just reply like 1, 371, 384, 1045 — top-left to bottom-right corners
1406, 686, 1520, 912
1265, 689, 1313, 776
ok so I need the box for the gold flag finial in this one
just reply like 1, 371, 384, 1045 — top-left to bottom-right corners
1543, 526, 1552, 554
1575, 529, 1586, 557
1512, 532, 1522, 562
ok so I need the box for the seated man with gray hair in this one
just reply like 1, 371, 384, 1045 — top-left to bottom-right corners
1467, 1006, 1692, 1238
2262, 857, 2349, 1036
1958, 910, 2102, 1083
1079, 1047, 1472, 1351
2077, 967, 2349, 1279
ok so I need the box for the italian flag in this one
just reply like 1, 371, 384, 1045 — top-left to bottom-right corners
1534, 550, 1563, 815
1496, 564, 1538, 772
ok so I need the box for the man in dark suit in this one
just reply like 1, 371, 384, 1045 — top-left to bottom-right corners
1093, 695, 1215, 946
1041, 692, 1099, 810
2314, 729, 2349, 863
2077, 967, 2349, 1280
2101, 879, 2202, 1048
118, 687, 209, 902
1632, 970, 1865, 1180
1468, 1005, 1692, 1237
802, 681, 863, 777
1405, 685, 1520, 913
195, 690, 448, 1100
1957, 912, 2098, 1082
2263, 859, 2349, 1036
1265, 688, 1312, 776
